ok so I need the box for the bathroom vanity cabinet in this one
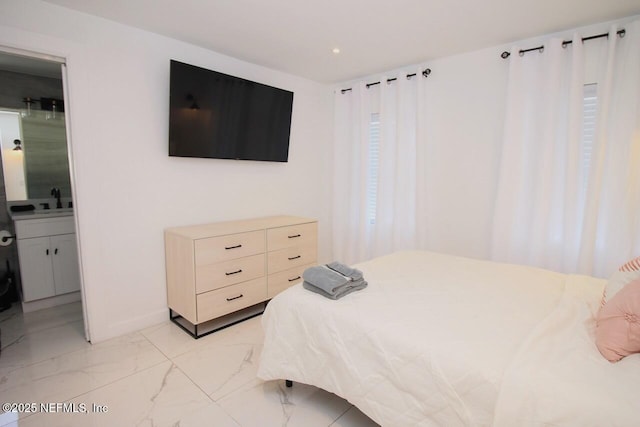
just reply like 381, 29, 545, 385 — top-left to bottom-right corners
14, 214, 81, 310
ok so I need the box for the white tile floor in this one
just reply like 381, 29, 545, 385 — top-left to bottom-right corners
0, 302, 379, 427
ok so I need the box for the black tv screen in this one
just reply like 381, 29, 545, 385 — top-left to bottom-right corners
168, 60, 294, 162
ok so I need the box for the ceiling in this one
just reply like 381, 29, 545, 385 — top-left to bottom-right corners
26, 0, 640, 83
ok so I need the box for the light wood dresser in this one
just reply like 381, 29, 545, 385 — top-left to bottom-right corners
165, 215, 317, 337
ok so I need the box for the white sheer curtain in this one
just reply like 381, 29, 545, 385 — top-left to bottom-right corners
333, 71, 428, 265
492, 21, 640, 277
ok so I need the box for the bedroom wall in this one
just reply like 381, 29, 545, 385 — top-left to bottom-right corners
421, 46, 508, 260
0, 0, 334, 342
331, 45, 511, 261
338, 15, 638, 263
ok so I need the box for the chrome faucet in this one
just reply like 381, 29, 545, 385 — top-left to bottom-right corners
51, 187, 62, 209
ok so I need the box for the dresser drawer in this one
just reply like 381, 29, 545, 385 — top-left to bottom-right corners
267, 222, 317, 252
195, 230, 264, 265
268, 244, 317, 275
196, 277, 266, 323
196, 253, 265, 293
267, 263, 313, 299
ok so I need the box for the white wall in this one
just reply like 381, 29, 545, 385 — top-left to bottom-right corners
332, 45, 510, 262
423, 15, 639, 262
0, 0, 334, 342
334, 14, 638, 263
422, 46, 508, 260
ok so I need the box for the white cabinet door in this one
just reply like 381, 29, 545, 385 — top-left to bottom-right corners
51, 233, 81, 295
18, 236, 55, 301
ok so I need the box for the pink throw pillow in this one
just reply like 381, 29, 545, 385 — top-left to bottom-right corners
596, 277, 640, 362
603, 256, 640, 305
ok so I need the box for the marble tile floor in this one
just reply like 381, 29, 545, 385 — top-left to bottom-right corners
0, 302, 380, 427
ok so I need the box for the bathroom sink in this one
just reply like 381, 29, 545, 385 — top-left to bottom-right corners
11, 208, 74, 220
35, 208, 74, 214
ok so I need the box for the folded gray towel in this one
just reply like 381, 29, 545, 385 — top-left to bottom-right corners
326, 262, 363, 281
303, 279, 368, 300
302, 262, 368, 300
302, 265, 350, 295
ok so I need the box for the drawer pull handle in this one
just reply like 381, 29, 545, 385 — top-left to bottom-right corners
46, 249, 49, 255
288, 276, 301, 282
225, 244, 242, 250
288, 234, 301, 239
54, 248, 58, 255
225, 269, 243, 276
288, 255, 301, 261
226, 294, 244, 302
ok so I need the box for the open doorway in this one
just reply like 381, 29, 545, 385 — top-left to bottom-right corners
0, 49, 88, 350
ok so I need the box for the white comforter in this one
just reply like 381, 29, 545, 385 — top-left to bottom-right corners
257, 251, 640, 426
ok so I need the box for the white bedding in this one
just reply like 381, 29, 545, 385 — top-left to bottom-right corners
257, 251, 640, 426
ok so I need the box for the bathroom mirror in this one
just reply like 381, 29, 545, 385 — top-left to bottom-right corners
0, 108, 72, 201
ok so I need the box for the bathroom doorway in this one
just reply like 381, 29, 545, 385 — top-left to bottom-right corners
0, 48, 88, 347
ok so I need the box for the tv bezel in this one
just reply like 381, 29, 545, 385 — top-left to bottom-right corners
168, 60, 294, 163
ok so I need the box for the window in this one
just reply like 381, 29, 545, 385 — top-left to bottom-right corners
367, 113, 380, 224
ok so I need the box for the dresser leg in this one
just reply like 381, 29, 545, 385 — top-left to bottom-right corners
285, 379, 293, 388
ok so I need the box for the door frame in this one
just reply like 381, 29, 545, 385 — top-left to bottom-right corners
0, 45, 90, 341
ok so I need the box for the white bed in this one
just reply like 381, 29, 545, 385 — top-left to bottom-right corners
257, 251, 640, 426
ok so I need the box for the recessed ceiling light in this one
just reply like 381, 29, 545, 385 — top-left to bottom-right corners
332, 48, 341, 54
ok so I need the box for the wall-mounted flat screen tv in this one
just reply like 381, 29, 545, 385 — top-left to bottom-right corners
168, 60, 294, 162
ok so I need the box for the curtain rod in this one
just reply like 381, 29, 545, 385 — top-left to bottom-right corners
500, 28, 626, 59
340, 68, 431, 94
